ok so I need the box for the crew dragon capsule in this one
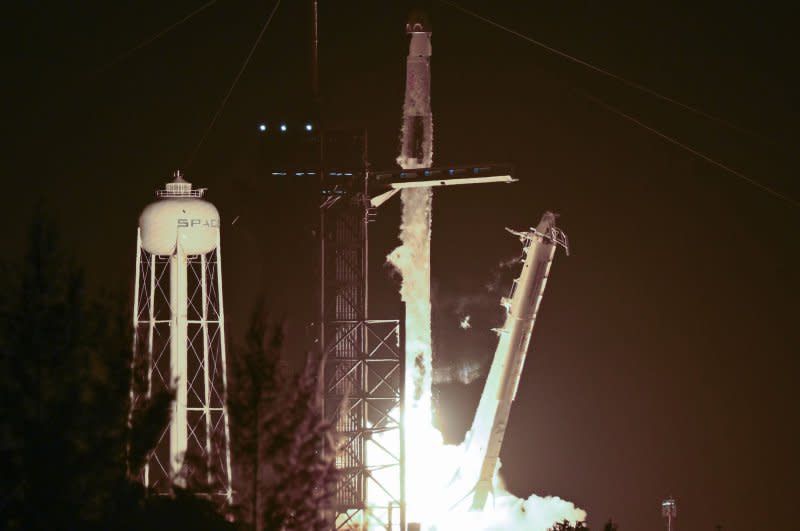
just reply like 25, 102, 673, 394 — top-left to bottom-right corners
460, 212, 569, 511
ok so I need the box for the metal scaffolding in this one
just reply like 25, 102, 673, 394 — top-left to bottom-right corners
320, 131, 405, 530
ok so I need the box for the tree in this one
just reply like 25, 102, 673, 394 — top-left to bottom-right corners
259, 356, 339, 530
228, 301, 284, 530
550, 520, 590, 531
228, 305, 339, 531
0, 217, 234, 530
0, 217, 131, 530
602, 519, 618, 531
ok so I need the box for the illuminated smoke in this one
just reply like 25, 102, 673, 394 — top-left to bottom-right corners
384, 191, 587, 529
486, 255, 522, 293
433, 360, 482, 385
378, 24, 585, 531
386, 186, 435, 524
387, 187, 433, 408
460, 315, 472, 329
439, 486, 588, 531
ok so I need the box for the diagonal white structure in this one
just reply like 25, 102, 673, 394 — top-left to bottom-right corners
461, 212, 569, 511
131, 172, 232, 499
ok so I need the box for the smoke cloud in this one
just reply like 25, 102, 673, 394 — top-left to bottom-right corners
433, 359, 482, 385
377, 28, 585, 530
384, 188, 587, 530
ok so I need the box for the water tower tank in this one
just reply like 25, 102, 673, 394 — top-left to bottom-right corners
139, 172, 220, 255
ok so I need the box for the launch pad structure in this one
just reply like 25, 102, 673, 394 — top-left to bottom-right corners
256, 11, 519, 530
318, 131, 405, 529
262, 126, 515, 529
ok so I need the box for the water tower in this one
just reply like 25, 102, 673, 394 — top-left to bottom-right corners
131, 171, 232, 499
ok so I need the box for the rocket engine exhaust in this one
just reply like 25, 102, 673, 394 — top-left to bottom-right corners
387, 13, 436, 526
378, 13, 586, 530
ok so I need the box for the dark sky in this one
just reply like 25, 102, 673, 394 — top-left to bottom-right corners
5, 1, 799, 529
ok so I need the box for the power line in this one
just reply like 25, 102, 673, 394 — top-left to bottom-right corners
98, 0, 219, 73
185, 0, 282, 169
437, 0, 797, 206
437, 0, 766, 141
579, 90, 799, 206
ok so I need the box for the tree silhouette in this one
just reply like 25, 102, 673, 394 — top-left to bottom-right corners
228, 303, 339, 531
259, 355, 339, 530
228, 300, 285, 530
0, 217, 234, 530
2, 217, 340, 530
550, 520, 590, 531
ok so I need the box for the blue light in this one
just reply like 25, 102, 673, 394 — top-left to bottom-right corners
259, 124, 267, 132
280, 124, 287, 132
305, 123, 313, 132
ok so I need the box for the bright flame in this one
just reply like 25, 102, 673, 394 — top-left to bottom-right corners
377, 189, 587, 530
387, 186, 435, 524
433, 361, 482, 385
369, 33, 586, 526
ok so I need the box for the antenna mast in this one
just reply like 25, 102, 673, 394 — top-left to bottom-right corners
662, 498, 677, 531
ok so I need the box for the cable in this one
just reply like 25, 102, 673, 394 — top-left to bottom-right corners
98, 0, 218, 73
437, 0, 767, 142
438, 0, 797, 206
579, 90, 798, 206
184, 0, 282, 169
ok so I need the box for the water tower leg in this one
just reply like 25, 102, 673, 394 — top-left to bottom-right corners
216, 232, 234, 502
170, 246, 189, 485
201, 252, 214, 485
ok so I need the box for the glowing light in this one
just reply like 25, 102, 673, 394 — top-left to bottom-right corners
366, 23, 586, 530
378, 192, 587, 531
305, 123, 313, 131
259, 123, 267, 132
279, 123, 287, 132
460, 315, 471, 329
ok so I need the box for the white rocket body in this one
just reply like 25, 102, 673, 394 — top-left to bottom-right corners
461, 213, 567, 510
398, 28, 432, 169
396, 19, 435, 528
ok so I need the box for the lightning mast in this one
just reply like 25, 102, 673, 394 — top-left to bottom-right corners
662, 498, 677, 531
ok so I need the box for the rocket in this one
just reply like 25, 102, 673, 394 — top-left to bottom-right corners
462, 212, 568, 511
398, 11, 433, 170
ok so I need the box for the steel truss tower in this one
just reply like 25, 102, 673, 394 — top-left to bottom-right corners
258, 122, 513, 529
131, 175, 233, 499
321, 132, 405, 530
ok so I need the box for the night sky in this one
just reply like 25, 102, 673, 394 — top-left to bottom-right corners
6, 1, 798, 529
